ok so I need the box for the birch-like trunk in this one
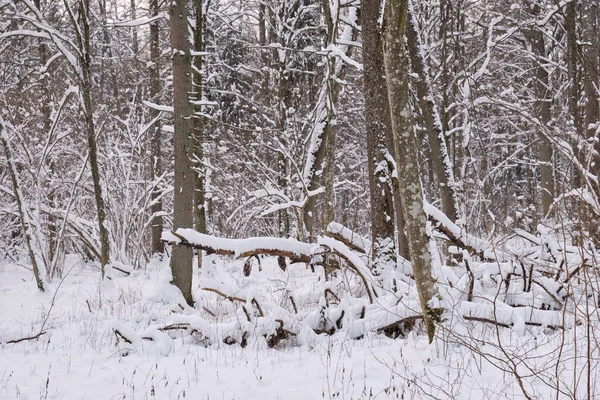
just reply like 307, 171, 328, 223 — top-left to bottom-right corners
383, 0, 437, 343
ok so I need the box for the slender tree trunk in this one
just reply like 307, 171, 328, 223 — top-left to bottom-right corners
303, 1, 356, 237
361, 0, 408, 265
34, 0, 57, 273
406, 1, 459, 222
193, 0, 208, 269
566, 1, 583, 189
149, 0, 164, 255
81, 0, 111, 278
170, 0, 194, 306
131, 0, 138, 54
1, 118, 44, 292
97, 0, 121, 117
383, 0, 437, 343
582, 0, 600, 203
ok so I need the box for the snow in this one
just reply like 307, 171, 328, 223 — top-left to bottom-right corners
163, 228, 317, 258
143, 100, 174, 113
1, 244, 599, 399
326, 221, 371, 254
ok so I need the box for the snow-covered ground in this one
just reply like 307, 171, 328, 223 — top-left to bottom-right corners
0, 254, 595, 399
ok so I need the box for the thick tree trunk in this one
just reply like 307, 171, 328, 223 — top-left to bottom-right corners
81, 0, 110, 278
361, 0, 408, 266
406, 2, 459, 222
1, 118, 44, 292
170, 0, 194, 306
383, 0, 437, 343
149, 0, 164, 255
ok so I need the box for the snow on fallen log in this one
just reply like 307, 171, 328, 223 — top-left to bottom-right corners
162, 229, 316, 263
424, 201, 508, 261
162, 229, 378, 302
326, 222, 371, 254
460, 301, 568, 330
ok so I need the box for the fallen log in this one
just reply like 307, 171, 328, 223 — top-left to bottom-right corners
162, 229, 376, 302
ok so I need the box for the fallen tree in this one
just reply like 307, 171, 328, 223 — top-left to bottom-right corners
162, 229, 377, 302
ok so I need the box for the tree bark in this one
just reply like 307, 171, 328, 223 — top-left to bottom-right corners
361, 0, 408, 266
523, 3, 555, 217
565, 1, 583, 189
383, 0, 437, 343
406, 2, 459, 222
170, 0, 194, 306
582, 0, 600, 203
193, 0, 208, 269
303, 0, 356, 237
81, 0, 111, 278
149, 0, 164, 255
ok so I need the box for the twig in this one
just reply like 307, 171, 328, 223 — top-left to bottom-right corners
114, 329, 132, 344
202, 287, 245, 302
6, 331, 46, 344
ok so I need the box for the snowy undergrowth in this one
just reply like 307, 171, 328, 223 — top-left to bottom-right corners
1, 237, 599, 399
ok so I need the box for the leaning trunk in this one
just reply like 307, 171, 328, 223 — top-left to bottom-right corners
0, 118, 44, 292
406, 1, 459, 222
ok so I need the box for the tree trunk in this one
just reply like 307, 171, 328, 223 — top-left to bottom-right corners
361, 0, 408, 266
149, 0, 164, 255
81, 0, 111, 278
130, 0, 138, 54
193, 0, 208, 269
566, 1, 583, 189
582, 0, 600, 203
34, 0, 57, 273
406, 2, 459, 222
0, 118, 44, 292
303, 1, 356, 238
170, 0, 195, 306
523, 3, 554, 217
383, 0, 437, 343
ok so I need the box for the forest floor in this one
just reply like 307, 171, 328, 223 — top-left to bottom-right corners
0, 254, 585, 399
